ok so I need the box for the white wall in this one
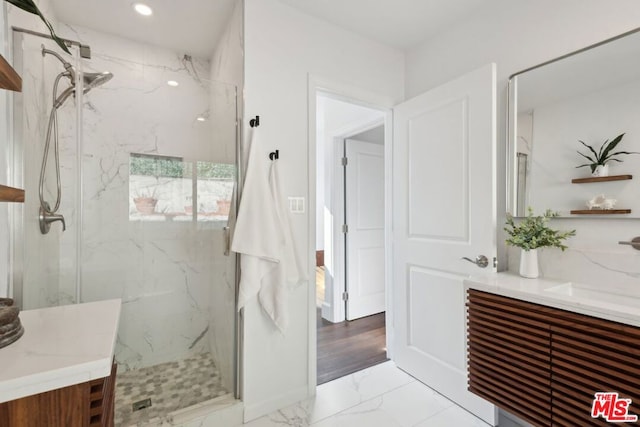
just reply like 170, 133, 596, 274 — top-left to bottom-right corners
243, 0, 403, 419
405, 0, 640, 288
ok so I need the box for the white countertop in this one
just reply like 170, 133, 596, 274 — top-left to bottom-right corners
0, 299, 121, 403
464, 273, 640, 327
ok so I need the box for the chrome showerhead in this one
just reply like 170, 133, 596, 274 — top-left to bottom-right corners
83, 71, 113, 91
53, 71, 114, 108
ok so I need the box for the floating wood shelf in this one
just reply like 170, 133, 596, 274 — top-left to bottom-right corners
571, 174, 632, 184
570, 209, 631, 215
0, 54, 21, 92
0, 185, 25, 203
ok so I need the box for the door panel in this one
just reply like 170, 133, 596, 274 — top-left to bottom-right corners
407, 267, 465, 373
345, 139, 385, 320
393, 63, 497, 425
409, 98, 468, 240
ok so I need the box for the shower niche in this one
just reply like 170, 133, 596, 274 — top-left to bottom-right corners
10, 21, 241, 426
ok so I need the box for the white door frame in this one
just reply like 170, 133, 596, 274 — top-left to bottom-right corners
323, 117, 384, 324
307, 74, 394, 393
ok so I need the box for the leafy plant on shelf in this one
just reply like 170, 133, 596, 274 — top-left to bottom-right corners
504, 208, 575, 251
576, 133, 638, 173
5, 0, 70, 54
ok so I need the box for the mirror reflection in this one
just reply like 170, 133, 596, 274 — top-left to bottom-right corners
508, 28, 640, 217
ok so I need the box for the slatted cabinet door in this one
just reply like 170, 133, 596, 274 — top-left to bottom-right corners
467, 290, 553, 426
550, 314, 640, 427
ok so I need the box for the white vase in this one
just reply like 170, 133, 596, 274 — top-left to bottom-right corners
519, 248, 539, 278
592, 164, 609, 177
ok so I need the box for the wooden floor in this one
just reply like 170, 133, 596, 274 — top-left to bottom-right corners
317, 309, 388, 385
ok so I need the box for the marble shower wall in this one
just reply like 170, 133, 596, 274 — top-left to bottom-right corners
54, 24, 238, 374
16, 35, 79, 309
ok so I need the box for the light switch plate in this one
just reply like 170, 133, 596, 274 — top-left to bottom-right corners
288, 197, 305, 214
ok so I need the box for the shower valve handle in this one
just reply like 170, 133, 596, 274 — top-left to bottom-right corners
39, 204, 66, 234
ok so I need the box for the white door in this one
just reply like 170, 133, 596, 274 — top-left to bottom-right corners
392, 63, 497, 424
345, 139, 385, 320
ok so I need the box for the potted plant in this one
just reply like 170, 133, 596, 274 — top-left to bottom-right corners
576, 133, 638, 177
504, 208, 575, 278
133, 188, 158, 215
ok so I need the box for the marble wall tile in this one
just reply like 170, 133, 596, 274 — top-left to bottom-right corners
506, 217, 640, 297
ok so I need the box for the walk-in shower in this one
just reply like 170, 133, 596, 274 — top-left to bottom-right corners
10, 25, 240, 426
38, 45, 113, 234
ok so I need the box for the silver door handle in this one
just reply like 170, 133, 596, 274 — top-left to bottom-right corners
461, 255, 488, 268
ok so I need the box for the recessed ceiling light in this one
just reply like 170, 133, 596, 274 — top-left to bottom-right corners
167, 80, 179, 87
196, 117, 207, 122
133, 3, 153, 16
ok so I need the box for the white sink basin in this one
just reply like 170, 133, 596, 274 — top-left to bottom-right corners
544, 283, 640, 309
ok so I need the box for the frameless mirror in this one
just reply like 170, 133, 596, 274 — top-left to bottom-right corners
507, 28, 640, 218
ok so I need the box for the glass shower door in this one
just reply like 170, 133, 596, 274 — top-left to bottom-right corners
76, 40, 238, 422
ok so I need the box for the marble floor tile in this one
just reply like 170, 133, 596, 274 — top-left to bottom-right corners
333, 360, 415, 402
374, 380, 455, 426
414, 404, 490, 427
243, 361, 489, 427
311, 397, 402, 427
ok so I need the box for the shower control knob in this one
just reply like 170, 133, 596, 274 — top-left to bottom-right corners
39, 203, 66, 234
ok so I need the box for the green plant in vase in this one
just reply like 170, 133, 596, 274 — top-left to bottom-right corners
504, 208, 575, 278
576, 133, 638, 177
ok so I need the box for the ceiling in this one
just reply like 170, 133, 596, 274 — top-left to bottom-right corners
52, 0, 237, 58
52, 0, 487, 58
276, 0, 487, 49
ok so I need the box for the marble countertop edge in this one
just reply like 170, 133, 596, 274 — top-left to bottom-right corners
0, 299, 121, 404
464, 273, 640, 327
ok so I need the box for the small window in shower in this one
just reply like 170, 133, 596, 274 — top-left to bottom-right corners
129, 153, 234, 223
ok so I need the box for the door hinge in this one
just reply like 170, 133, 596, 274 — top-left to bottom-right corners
342, 291, 349, 301
493, 257, 498, 268
341, 157, 348, 166
342, 224, 349, 233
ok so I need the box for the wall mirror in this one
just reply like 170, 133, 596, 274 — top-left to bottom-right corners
507, 28, 640, 218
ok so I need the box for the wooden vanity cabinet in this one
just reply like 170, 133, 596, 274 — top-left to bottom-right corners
467, 289, 640, 427
550, 311, 640, 426
467, 290, 553, 425
0, 361, 116, 427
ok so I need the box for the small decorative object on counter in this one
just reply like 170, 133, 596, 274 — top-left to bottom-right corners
586, 194, 617, 210
505, 208, 576, 278
0, 297, 24, 349
576, 133, 638, 177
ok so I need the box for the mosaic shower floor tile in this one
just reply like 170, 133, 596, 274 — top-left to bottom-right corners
114, 352, 230, 426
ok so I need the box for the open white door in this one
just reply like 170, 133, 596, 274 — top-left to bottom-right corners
344, 139, 385, 321
392, 63, 497, 425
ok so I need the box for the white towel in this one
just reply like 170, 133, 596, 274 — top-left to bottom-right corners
231, 130, 305, 331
